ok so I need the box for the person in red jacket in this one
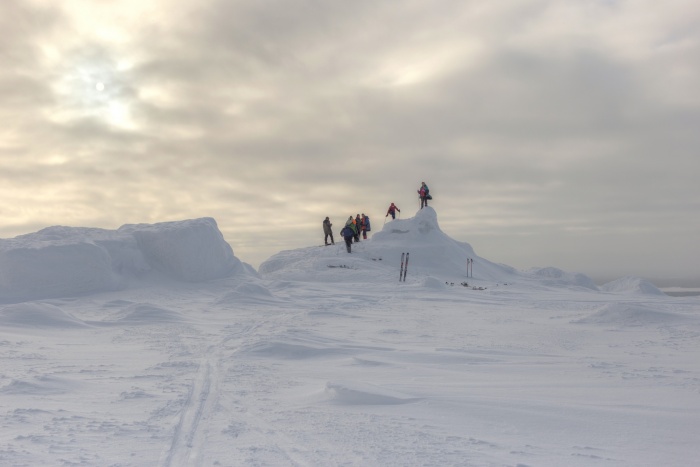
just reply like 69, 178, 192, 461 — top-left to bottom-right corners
386, 203, 400, 220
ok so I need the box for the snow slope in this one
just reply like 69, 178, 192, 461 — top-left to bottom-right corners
1, 209, 699, 466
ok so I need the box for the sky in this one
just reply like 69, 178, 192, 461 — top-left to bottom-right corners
1, 0, 699, 284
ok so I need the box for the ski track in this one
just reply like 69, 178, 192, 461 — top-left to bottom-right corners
160, 354, 215, 467
160, 320, 258, 467
158, 310, 322, 467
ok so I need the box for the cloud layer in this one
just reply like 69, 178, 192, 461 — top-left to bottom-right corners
2, 0, 699, 282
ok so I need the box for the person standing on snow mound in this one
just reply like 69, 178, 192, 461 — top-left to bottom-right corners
418, 182, 430, 209
361, 213, 371, 240
340, 225, 354, 253
323, 217, 334, 245
346, 216, 359, 242
386, 202, 400, 220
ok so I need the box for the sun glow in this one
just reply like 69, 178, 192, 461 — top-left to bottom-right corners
46, 60, 137, 130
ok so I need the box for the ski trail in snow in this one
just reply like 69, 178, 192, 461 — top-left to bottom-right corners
160, 351, 218, 467
159, 321, 266, 467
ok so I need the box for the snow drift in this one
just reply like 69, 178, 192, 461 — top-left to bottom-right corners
0, 302, 90, 329
573, 302, 694, 327
600, 276, 665, 295
0, 218, 248, 303
528, 266, 598, 290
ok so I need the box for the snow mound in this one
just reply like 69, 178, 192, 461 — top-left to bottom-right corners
119, 218, 241, 282
244, 340, 350, 360
600, 276, 665, 295
0, 239, 120, 305
115, 304, 185, 324
325, 381, 421, 405
574, 303, 689, 327
528, 267, 598, 290
0, 376, 79, 395
422, 276, 449, 289
0, 303, 89, 329
260, 207, 517, 283
0, 218, 249, 303
370, 207, 511, 280
215, 282, 279, 305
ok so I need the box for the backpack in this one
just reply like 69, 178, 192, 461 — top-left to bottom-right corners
365, 216, 371, 231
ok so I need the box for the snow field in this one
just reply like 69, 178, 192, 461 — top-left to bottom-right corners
1, 208, 698, 466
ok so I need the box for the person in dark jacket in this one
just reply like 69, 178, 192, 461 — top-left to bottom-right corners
323, 217, 334, 245
346, 216, 359, 242
354, 214, 362, 242
386, 203, 400, 219
340, 225, 354, 253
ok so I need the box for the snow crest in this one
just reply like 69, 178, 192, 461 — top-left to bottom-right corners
0, 218, 246, 303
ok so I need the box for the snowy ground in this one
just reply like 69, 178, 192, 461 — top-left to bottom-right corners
1, 210, 699, 466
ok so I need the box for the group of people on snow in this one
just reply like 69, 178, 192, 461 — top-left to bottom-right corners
323, 182, 431, 253
338, 214, 370, 253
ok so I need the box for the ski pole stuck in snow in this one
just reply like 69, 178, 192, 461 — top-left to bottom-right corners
399, 252, 409, 282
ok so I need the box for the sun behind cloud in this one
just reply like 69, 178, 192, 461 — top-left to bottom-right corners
44, 52, 137, 130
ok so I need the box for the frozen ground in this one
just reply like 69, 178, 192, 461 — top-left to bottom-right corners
1, 209, 699, 466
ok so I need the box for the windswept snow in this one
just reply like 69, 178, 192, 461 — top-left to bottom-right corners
1, 209, 699, 466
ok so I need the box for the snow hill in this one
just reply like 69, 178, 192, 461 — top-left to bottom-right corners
0, 207, 661, 303
259, 207, 609, 291
260, 207, 517, 282
0, 218, 253, 303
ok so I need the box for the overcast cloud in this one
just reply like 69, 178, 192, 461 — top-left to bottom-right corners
2, 0, 699, 283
